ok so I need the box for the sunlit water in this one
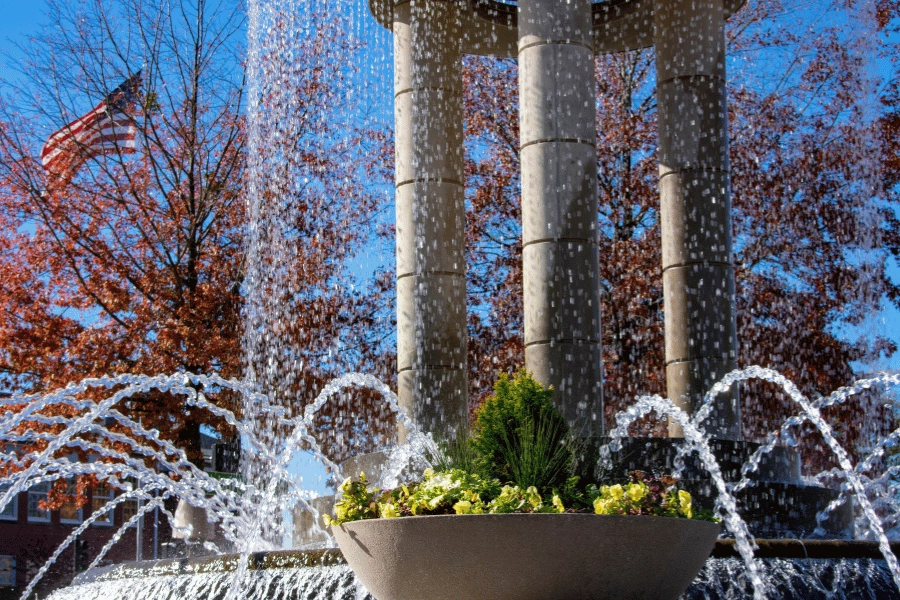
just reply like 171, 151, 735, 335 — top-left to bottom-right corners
51, 564, 364, 600
2, 0, 895, 596
42, 559, 900, 600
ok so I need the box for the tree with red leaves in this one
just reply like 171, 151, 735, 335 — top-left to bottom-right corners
0, 0, 394, 498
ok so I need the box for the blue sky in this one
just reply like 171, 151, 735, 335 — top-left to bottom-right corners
0, 1, 46, 83
0, 1, 330, 500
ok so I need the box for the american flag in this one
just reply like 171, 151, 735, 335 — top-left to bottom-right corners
41, 72, 143, 184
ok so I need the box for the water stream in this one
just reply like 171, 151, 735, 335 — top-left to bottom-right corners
1, 0, 896, 596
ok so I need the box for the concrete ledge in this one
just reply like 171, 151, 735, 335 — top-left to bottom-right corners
713, 539, 900, 560
74, 549, 346, 585
75, 537, 900, 586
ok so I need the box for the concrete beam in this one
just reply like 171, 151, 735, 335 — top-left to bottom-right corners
371, 0, 745, 57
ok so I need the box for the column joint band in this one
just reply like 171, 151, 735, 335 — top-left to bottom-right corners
398, 271, 466, 279
520, 137, 595, 151
522, 237, 598, 249
395, 86, 462, 98
396, 177, 464, 188
525, 339, 601, 347
399, 365, 468, 372
518, 39, 594, 53
658, 167, 728, 182
657, 73, 727, 86
665, 356, 736, 367
661, 261, 734, 273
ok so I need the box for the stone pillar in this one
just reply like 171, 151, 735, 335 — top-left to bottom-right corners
654, 0, 740, 440
394, 0, 468, 439
518, 0, 603, 434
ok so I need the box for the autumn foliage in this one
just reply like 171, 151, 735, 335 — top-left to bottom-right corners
0, 0, 898, 490
0, 0, 394, 494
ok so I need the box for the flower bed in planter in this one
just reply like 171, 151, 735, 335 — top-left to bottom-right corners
327, 370, 721, 600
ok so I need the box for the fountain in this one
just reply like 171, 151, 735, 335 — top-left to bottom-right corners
3, 367, 899, 600
1, 0, 899, 598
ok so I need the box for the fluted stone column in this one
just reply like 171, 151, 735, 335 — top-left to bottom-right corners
394, 0, 468, 439
654, 0, 740, 440
518, 0, 604, 434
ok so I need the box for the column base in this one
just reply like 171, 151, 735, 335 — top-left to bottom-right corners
666, 358, 740, 441
398, 367, 468, 442
525, 340, 603, 435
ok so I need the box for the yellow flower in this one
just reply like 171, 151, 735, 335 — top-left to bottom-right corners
552, 494, 565, 513
524, 486, 542, 509
626, 483, 647, 504
608, 484, 624, 501
678, 490, 693, 519
593, 497, 616, 515
334, 503, 348, 521
454, 500, 473, 514
380, 503, 400, 518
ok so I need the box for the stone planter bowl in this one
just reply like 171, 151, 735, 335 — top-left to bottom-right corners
333, 513, 719, 600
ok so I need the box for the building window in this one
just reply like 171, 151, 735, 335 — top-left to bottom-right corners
60, 479, 82, 525
0, 556, 14, 587
0, 484, 17, 521
91, 483, 115, 526
122, 497, 139, 526
121, 477, 138, 527
27, 482, 51, 523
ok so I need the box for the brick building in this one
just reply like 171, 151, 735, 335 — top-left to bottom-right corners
0, 481, 174, 599
0, 432, 238, 598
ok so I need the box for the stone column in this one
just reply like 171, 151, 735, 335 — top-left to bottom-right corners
394, 0, 468, 439
654, 0, 740, 440
518, 0, 604, 434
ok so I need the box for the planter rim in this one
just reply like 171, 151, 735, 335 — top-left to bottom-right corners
338, 511, 719, 525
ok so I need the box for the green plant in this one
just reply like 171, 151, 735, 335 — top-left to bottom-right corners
429, 435, 478, 475
589, 471, 689, 518
470, 369, 575, 495
324, 468, 716, 526
324, 472, 381, 525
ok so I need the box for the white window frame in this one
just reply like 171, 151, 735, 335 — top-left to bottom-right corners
0, 484, 17, 521
27, 482, 51, 523
60, 478, 83, 525
91, 483, 115, 527
0, 555, 14, 587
